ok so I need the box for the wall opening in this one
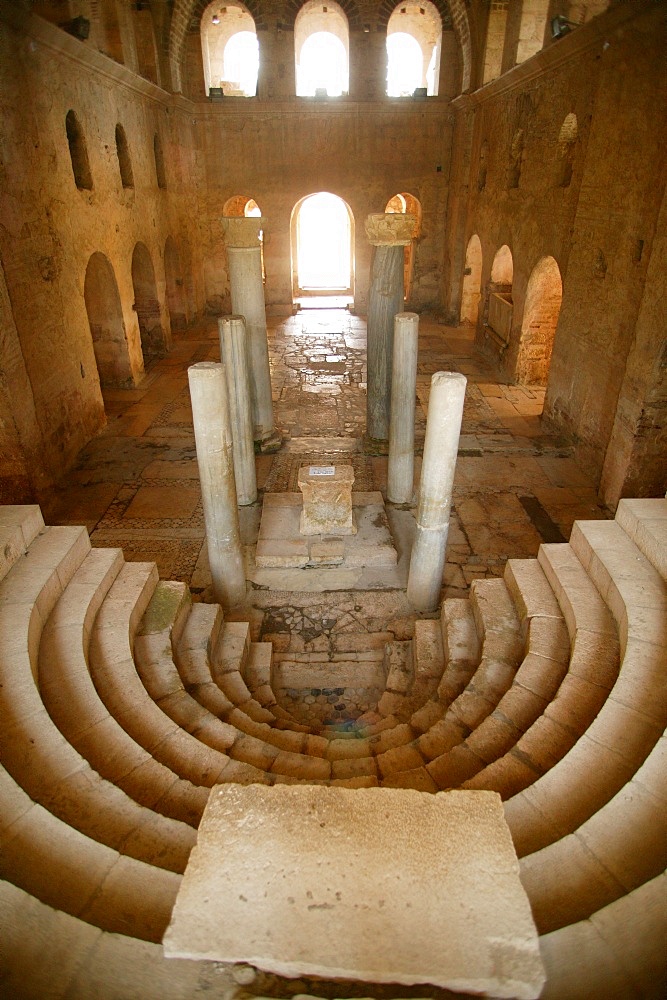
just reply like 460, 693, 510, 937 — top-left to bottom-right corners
508, 128, 524, 189
131, 242, 167, 365
386, 1, 442, 97
295, 1, 349, 97
385, 191, 422, 301
154, 133, 167, 189
164, 237, 187, 332
482, 2, 508, 84
477, 139, 489, 192
84, 252, 132, 387
133, 5, 161, 85
460, 234, 483, 326
486, 244, 514, 347
115, 124, 134, 188
516, 0, 550, 64
201, 2, 259, 96
556, 112, 578, 188
65, 110, 93, 191
516, 255, 562, 387
291, 192, 354, 302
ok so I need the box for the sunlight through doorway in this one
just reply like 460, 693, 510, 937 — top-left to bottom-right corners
291, 192, 354, 305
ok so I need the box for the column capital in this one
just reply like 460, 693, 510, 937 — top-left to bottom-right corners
365, 213, 416, 247
222, 217, 266, 247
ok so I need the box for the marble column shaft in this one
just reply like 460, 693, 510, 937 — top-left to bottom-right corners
407, 371, 467, 612
387, 312, 419, 504
219, 315, 257, 506
365, 213, 415, 442
188, 362, 246, 609
222, 218, 274, 443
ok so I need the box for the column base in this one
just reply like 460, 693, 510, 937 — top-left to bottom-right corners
255, 430, 283, 454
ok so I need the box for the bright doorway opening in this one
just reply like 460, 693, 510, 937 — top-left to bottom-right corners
291, 192, 354, 305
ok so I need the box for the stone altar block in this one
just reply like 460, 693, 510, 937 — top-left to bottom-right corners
163, 784, 546, 997
298, 464, 356, 536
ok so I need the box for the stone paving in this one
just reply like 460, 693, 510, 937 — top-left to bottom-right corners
41, 309, 612, 651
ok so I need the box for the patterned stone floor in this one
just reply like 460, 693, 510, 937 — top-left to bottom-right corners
41, 309, 612, 646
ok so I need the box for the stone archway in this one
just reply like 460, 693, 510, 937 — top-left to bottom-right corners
516, 255, 562, 387
164, 237, 187, 331
460, 234, 482, 325
83, 252, 133, 387
131, 242, 167, 364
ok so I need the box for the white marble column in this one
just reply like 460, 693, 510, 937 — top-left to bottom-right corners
387, 312, 419, 504
407, 371, 467, 612
219, 315, 257, 506
364, 213, 415, 442
188, 362, 246, 609
222, 217, 279, 449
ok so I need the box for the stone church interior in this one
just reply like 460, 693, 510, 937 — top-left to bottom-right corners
0, 0, 666, 997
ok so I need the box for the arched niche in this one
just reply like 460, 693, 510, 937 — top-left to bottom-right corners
164, 237, 187, 332
486, 244, 514, 347
516, 255, 563, 387
386, 1, 442, 97
131, 243, 167, 364
384, 191, 422, 302
290, 192, 355, 302
295, 1, 349, 97
115, 124, 134, 189
154, 133, 167, 189
460, 234, 482, 326
200, 1, 259, 96
556, 112, 578, 188
84, 253, 133, 387
65, 110, 93, 191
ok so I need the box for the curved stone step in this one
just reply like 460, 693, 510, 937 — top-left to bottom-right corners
519, 733, 667, 933
464, 541, 621, 802
0, 765, 179, 943
35, 550, 195, 872
539, 871, 667, 999
0, 504, 44, 583
503, 531, 666, 859
614, 497, 667, 582
89, 562, 266, 788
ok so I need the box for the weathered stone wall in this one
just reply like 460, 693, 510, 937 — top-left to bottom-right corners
448, 0, 666, 502
0, 9, 205, 491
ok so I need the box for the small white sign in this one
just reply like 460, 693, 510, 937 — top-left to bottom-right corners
309, 466, 335, 476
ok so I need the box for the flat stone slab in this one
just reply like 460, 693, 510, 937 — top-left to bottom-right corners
163, 785, 545, 998
256, 493, 398, 571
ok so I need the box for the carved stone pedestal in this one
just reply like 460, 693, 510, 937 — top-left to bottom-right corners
298, 464, 356, 536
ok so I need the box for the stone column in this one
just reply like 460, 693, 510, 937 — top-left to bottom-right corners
407, 371, 467, 612
365, 213, 415, 442
219, 315, 257, 506
188, 362, 246, 609
222, 217, 279, 450
387, 312, 419, 504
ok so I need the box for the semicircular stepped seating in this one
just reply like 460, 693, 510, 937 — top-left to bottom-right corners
0, 498, 665, 999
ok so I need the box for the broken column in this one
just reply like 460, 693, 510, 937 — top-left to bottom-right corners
407, 371, 467, 612
387, 311, 419, 504
364, 213, 415, 442
188, 361, 246, 609
219, 315, 257, 506
222, 217, 278, 449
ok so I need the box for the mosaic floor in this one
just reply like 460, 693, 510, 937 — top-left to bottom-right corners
41, 308, 612, 651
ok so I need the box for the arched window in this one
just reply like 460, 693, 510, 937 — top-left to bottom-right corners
115, 124, 134, 189
291, 192, 354, 301
386, 2, 442, 97
201, 2, 259, 97
385, 191, 421, 301
295, 2, 349, 97
65, 110, 93, 191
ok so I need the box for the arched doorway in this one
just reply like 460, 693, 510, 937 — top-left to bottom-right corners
460, 234, 482, 325
131, 243, 167, 364
291, 192, 354, 303
84, 253, 133, 387
516, 256, 563, 387
385, 192, 421, 302
164, 237, 187, 331
486, 244, 514, 347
